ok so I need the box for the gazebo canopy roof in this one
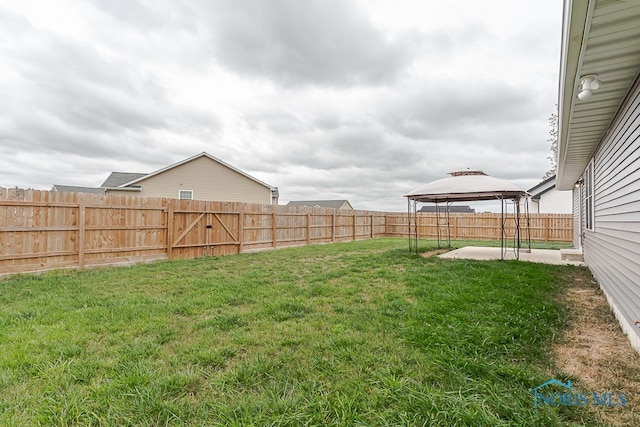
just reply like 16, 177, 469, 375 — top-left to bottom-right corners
404, 170, 528, 203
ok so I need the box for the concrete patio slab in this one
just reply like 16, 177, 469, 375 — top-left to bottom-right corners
437, 246, 585, 266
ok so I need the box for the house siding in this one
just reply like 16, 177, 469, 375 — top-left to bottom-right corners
524, 177, 572, 214
538, 189, 572, 214
584, 77, 640, 352
109, 156, 272, 204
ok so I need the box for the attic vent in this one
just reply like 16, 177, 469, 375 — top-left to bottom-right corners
449, 170, 487, 177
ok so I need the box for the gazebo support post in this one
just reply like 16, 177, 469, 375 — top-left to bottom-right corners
514, 197, 520, 260
445, 201, 451, 248
523, 197, 532, 252
498, 196, 531, 261
407, 198, 411, 252
407, 198, 419, 255
414, 200, 418, 254
435, 201, 441, 249
500, 197, 506, 260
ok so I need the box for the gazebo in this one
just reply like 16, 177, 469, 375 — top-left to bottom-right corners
404, 170, 531, 260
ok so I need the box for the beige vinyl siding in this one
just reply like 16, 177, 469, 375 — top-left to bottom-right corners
584, 77, 640, 352
110, 156, 272, 204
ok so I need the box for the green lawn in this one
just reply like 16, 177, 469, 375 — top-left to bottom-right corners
1, 238, 598, 426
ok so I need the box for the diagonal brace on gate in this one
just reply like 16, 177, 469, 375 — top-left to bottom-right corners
172, 213, 205, 247
171, 212, 239, 249
212, 213, 239, 243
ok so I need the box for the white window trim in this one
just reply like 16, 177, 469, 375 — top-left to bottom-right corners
179, 189, 193, 200
585, 160, 595, 231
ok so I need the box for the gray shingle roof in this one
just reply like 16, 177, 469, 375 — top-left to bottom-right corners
101, 172, 148, 187
526, 175, 556, 197
287, 200, 352, 209
52, 185, 106, 194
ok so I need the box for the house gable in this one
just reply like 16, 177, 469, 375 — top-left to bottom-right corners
106, 152, 276, 204
527, 175, 556, 199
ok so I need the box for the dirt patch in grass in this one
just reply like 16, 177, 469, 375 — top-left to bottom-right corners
554, 271, 640, 426
420, 249, 451, 258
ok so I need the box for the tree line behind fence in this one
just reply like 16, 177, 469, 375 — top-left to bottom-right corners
0, 188, 573, 275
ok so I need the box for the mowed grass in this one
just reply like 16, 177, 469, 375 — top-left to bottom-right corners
0, 238, 596, 426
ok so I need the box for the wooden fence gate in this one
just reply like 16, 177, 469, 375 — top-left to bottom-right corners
167, 202, 242, 259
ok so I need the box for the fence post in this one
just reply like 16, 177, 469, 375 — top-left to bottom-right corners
332, 213, 336, 242
306, 212, 311, 245
78, 201, 85, 270
166, 202, 174, 259
353, 213, 357, 240
370, 214, 374, 238
272, 211, 277, 248
384, 213, 388, 236
238, 205, 244, 254
544, 216, 549, 241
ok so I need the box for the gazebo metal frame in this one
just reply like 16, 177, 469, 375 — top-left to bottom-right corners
405, 171, 531, 260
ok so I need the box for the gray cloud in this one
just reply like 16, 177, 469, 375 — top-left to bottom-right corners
198, 0, 414, 87
0, 5, 220, 168
376, 80, 537, 141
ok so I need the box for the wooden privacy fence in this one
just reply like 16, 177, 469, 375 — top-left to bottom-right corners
0, 188, 572, 275
384, 212, 574, 242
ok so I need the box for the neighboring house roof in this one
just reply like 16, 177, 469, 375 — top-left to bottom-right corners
108, 152, 275, 191
51, 185, 105, 194
418, 205, 475, 213
527, 175, 557, 200
101, 172, 147, 187
287, 200, 353, 209
557, 1, 640, 190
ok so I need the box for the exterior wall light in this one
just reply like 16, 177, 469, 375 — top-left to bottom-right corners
577, 75, 601, 100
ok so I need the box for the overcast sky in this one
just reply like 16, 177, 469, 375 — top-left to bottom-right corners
0, 0, 562, 211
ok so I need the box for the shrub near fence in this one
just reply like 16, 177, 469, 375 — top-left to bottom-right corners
0, 188, 573, 276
